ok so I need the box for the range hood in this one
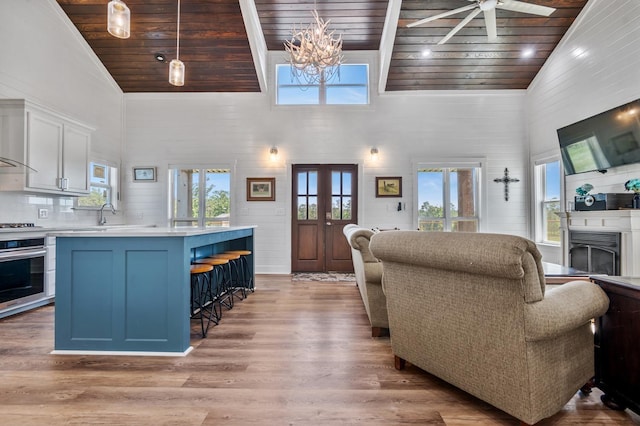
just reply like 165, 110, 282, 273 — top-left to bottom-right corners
0, 156, 37, 172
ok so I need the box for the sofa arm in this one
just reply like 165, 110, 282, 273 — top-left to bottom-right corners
524, 280, 609, 342
363, 261, 383, 286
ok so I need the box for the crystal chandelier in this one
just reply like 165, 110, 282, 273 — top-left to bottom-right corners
284, 10, 344, 84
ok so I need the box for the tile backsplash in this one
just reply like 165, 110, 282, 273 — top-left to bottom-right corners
0, 192, 124, 227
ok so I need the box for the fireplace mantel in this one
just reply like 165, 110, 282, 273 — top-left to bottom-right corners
558, 210, 640, 276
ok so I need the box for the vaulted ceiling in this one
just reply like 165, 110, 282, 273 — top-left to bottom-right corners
55, 0, 588, 93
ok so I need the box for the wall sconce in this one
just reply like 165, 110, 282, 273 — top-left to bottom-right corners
370, 147, 379, 161
269, 147, 279, 161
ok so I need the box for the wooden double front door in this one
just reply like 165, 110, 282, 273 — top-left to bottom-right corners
291, 164, 357, 273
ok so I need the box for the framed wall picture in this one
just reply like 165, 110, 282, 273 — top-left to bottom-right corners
376, 177, 402, 198
247, 177, 275, 201
133, 167, 157, 182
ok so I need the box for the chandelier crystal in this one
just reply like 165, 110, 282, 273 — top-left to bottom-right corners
284, 10, 344, 84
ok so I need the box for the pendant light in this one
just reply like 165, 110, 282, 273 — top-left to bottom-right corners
169, 0, 185, 86
107, 0, 130, 39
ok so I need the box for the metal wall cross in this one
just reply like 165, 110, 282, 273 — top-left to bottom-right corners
494, 168, 520, 201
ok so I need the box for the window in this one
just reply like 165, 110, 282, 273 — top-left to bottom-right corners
276, 64, 369, 105
170, 168, 230, 227
534, 160, 561, 244
417, 166, 480, 232
76, 162, 118, 208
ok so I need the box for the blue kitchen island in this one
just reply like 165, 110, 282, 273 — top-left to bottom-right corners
51, 226, 255, 355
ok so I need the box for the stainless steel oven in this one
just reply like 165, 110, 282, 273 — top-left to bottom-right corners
0, 237, 47, 314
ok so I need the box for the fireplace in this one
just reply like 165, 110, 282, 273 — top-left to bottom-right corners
569, 231, 620, 275
558, 210, 640, 277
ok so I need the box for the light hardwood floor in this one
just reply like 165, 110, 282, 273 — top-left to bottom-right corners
0, 275, 638, 425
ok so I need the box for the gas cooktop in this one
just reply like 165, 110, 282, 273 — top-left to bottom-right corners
0, 223, 37, 228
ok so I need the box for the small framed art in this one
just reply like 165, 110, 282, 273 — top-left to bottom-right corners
376, 177, 402, 197
247, 177, 275, 201
133, 167, 157, 182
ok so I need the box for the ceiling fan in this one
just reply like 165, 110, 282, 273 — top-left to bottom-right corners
406, 0, 556, 45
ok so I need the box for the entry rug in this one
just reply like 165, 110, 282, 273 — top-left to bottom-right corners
292, 272, 356, 282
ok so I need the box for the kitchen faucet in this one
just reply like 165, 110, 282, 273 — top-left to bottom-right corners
98, 203, 116, 225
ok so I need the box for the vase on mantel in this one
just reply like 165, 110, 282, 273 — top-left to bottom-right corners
634, 193, 640, 209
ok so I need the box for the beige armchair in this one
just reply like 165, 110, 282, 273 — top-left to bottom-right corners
343, 224, 388, 337
369, 230, 610, 425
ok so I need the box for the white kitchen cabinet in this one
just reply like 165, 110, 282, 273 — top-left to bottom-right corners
0, 99, 92, 195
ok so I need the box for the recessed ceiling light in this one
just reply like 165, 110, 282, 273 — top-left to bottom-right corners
521, 48, 535, 58
422, 49, 432, 58
154, 53, 166, 62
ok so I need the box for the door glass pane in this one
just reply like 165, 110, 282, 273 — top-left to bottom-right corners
308, 172, 318, 195
420, 220, 444, 232
452, 220, 478, 232
204, 169, 230, 226
342, 172, 352, 195
308, 196, 318, 220
342, 196, 352, 220
450, 168, 476, 219
332, 196, 341, 220
418, 169, 444, 231
191, 170, 200, 218
298, 172, 307, 195
332, 171, 341, 195
298, 196, 308, 220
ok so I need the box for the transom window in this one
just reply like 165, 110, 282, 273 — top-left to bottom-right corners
417, 166, 480, 232
276, 64, 369, 105
170, 168, 230, 227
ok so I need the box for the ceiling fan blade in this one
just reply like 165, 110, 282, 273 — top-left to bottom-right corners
407, 4, 477, 28
484, 8, 497, 41
437, 8, 482, 45
497, 0, 555, 17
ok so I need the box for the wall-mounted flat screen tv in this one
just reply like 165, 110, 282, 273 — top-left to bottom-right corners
557, 99, 640, 175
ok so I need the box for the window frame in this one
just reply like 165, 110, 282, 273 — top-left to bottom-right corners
414, 161, 483, 232
533, 155, 563, 246
74, 160, 119, 210
275, 63, 369, 106
169, 166, 232, 228
270, 50, 377, 109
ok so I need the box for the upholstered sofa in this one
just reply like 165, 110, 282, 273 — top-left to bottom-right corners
369, 230, 610, 425
343, 224, 389, 337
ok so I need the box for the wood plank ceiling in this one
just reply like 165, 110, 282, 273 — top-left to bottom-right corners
392, 0, 588, 90
56, 0, 260, 93
55, 0, 587, 93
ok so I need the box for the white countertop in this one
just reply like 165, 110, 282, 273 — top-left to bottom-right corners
0, 225, 255, 239
49, 225, 256, 237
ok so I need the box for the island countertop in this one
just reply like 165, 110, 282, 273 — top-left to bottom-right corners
49, 225, 256, 238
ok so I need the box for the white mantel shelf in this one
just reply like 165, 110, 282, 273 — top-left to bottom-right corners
558, 210, 640, 276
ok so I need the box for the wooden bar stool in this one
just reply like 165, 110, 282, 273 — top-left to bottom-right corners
225, 250, 253, 294
211, 252, 245, 301
194, 257, 233, 311
190, 263, 215, 338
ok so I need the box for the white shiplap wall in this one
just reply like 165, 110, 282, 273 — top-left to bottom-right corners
526, 0, 640, 262
0, 0, 124, 226
123, 89, 529, 273
528, 0, 640, 199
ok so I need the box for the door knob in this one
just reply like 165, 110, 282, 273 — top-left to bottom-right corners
326, 222, 332, 225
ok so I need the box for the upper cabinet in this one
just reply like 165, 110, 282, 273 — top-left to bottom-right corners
0, 99, 93, 195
